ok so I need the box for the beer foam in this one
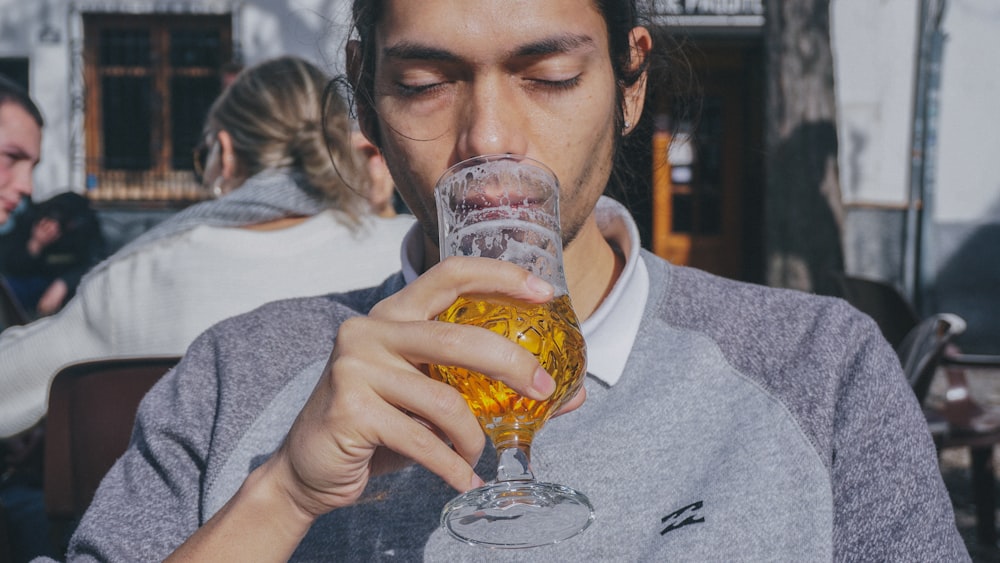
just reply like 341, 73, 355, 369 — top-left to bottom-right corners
444, 219, 566, 290
436, 157, 568, 292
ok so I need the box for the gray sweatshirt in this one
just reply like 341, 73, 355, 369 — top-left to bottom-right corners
64, 251, 969, 561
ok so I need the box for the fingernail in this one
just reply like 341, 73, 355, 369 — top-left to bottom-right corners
530, 367, 555, 398
525, 274, 553, 297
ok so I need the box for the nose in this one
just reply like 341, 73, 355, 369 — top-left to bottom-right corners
455, 76, 528, 160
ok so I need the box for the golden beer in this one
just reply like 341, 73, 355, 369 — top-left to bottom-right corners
431, 294, 587, 450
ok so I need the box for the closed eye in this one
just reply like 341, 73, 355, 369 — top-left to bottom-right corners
395, 81, 451, 98
525, 75, 581, 92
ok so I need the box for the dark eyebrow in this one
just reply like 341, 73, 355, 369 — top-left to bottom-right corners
512, 34, 596, 58
382, 34, 596, 63
383, 42, 459, 62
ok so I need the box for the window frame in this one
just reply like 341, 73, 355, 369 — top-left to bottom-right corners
82, 13, 232, 202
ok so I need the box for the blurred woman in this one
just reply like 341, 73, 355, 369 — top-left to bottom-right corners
0, 56, 415, 438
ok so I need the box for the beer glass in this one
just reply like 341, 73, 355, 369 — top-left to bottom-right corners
432, 154, 594, 548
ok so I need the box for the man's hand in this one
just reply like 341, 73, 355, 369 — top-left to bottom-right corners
266, 256, 580, 519
36, 278, 68, 316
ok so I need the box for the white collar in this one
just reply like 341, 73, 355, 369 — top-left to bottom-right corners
399, 195, 648, 387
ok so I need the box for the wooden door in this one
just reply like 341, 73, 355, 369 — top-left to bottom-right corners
651, 43, 763, 282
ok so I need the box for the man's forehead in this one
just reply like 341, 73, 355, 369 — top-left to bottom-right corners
376, 0, 605, 44
375, 0, 607, 66
0, 102, 41, 132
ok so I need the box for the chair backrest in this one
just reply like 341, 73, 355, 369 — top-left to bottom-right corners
0, 275, 29, 330
896, 313, 966, 404
833, 274, 921, 349
43, 356, 181, 522
832, 273, 970, 404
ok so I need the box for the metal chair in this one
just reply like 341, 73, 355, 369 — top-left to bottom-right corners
43, 356, 180, 547
897, 312, 967, 405
834, 273, 1000, 546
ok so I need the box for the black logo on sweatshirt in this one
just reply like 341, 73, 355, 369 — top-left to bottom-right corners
660, 501, 705, 535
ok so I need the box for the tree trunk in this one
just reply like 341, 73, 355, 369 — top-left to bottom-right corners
763, 0, 845, 295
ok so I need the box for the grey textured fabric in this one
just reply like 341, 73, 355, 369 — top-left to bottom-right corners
63, 253, 968, 562
81, 168, 332, 283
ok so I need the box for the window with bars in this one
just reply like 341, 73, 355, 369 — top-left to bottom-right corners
83, 14, 231, 202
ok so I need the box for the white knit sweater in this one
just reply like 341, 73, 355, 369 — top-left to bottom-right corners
0, 210, 416, 437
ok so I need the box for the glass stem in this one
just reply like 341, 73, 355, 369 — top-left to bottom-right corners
495, 445, 534, 482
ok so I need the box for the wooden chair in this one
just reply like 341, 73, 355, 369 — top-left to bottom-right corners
43, 356, 181, 545
834, 273, 1000, 545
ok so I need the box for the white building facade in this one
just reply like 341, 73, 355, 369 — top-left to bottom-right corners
832, 0, 1000, 352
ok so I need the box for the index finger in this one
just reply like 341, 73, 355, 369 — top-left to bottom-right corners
370, 256, 554, 322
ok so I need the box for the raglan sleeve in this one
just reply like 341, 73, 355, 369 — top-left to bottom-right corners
829, 312, 970, 561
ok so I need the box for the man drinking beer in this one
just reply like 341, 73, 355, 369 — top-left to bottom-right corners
59, 0, 967, 561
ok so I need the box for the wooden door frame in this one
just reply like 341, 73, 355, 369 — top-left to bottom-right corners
649, 37, 764, 282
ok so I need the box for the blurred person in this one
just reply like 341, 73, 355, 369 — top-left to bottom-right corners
0, 198, 28, 279
0, 197, 27, 236
1, 191, 106, 317
0, 55, 415, 439
52, 1, 967, 561
0, 73, 53, 563
0, 74, 42, 226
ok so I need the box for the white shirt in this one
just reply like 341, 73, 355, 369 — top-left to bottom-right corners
0, 211, 416, 437
400, 196, 649, 386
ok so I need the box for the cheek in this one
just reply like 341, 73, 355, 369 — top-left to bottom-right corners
547, 107, 615, 183
0, 165, 20, 191
382, 154, 437, 223
550, 111, 616, 239
373, 86, 457, 149
536, 86, 617, 151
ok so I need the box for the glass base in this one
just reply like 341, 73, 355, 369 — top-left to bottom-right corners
441, 480, 595, 548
